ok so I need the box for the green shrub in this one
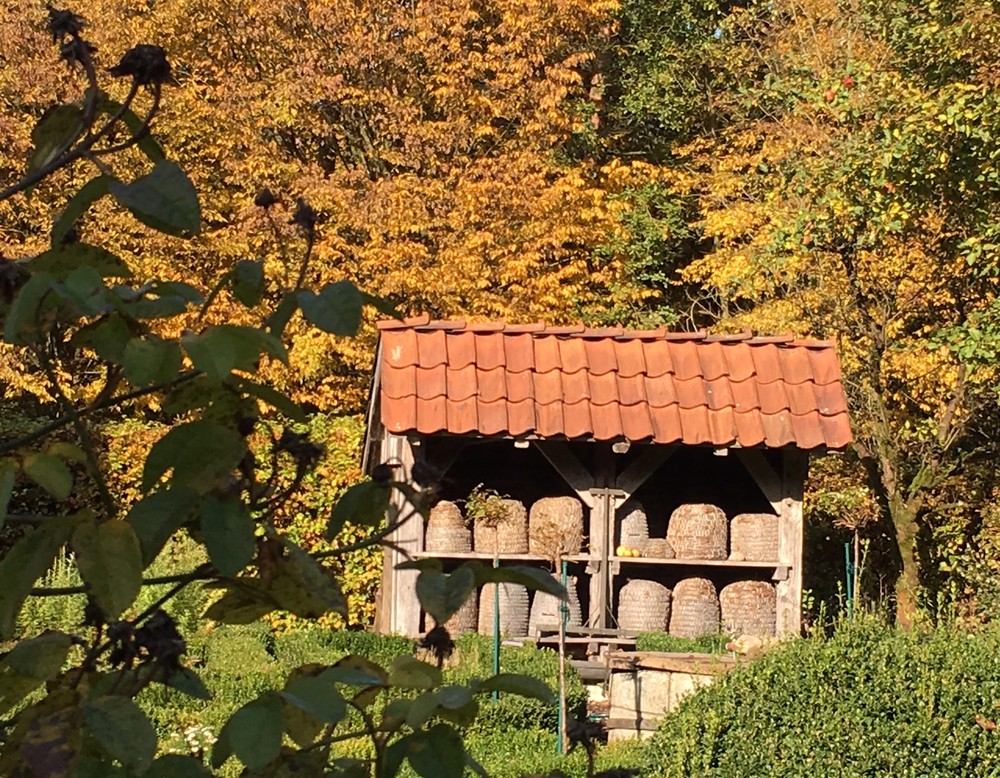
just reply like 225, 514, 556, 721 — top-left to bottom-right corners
635, 631, 728, 654
444, 634, 588, 734
644, 617, 1000, 777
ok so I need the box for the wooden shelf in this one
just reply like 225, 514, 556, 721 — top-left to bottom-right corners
410, 550, 786, 570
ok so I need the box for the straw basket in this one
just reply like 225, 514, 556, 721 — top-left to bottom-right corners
669, 577, 720, 638
478, 583, 529, 637
730, 513, 779, 562
528, 497, 584, 559
425, 501, 471, 553
618, 500, 649, 548
528, 576, 583, 635
667, 503, 728, 560
720, 581, 776, 638
443, 588, 478, 637
618, 579, 671, 632
641, 537, 675, 559
473, 499, 528, 554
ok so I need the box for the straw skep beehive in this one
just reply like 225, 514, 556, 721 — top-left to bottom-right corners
527, 576, 583, 635
669, 577, 720, 638
443, 588, 478, 636
618, 579, 672, 632
667, 503, 728, 560
618, 500, 649, 548
641, 537, 675, 559
720, 580, 777, 637
478, 582, 529, 636
729, 513, 779, 562
473, 499, 528, 554
528, 497, 584, 560
424, 500, 471, 553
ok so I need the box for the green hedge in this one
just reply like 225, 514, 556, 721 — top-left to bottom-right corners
644, 618, 1000, 778
634, 631, 728, 654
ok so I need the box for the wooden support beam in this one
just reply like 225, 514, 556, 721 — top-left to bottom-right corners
379, 433, 422, 637
776, 450, 808, 634
734, 449, 783, 514
532, 442, 596, 508
615, 446, 675, 495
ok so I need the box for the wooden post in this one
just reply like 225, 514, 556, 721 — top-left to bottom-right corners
379, 432, 422, 636
777, 450, 808, 634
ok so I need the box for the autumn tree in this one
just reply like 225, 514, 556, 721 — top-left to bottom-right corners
602, 0, 1000, 622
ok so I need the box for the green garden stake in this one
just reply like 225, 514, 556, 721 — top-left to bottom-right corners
493, 555, 500, 703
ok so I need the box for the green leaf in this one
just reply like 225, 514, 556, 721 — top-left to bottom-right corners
99, 97, 166, 163
271, 542, 347, 618
436, 685, 474, 710
232, 259, 265, 307
281, 674, 347, 725
473, 564, 567, 600
31, 242, 130, 279
50, 176, 112, 248
126, 487, 199, 566
297, 280, 363, 336
405, 691, 440, 729
72, 519, 143, 619
266, 291, 299, 337
327, 480, 390, 539
4, 271, 54, 344
182, 325, 287, 379
153, 666, 212, 701
47, 442, 87, 463
23, 452, 73, 500
28, 104, 83, 172
0, 516, 78, 637
142, 420, 246, 493
200, 496, 255, 577
145, 754, 213, 778
0, 463, 15, 531
82, 696, 157, 773
416, 566, 475, 625
202, 585, 277, 625
214, 693, 283, 771
475, 673, 555, 703
405, 723, 466, 778
72, 315, 132, 363
4, 631, 73, 680
361, 291, 402, 319
123, 336, 183, 387
231, 377, 306, 422
388, 656, 441, 690
396, 558, 444, 572
53, 266, 107, 316
108, 160, 201, 236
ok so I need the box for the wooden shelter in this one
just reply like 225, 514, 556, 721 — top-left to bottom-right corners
363, 317, 852, 638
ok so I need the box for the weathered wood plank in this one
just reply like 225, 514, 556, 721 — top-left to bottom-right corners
606, 651, 738, 674
385, 433, 421, 636
615, 446, 675, 494
532, 442, 596, 508
734, 449, 783, 514
777, 449, 808, 634
605, 718, 660, 733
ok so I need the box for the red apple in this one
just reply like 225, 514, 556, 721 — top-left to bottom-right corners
824, 88, 836, 102
842, 76, 856, 88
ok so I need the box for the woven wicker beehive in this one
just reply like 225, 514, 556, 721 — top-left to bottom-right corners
473, 499, 528, 554
443, 588, 478, 636
528, 497, 584, 559
425, 501, 472, 553
720, 581, 776, 638
618, 500, 649, 548
641, 537, 675, 559
668, 577, 720, 638
667, 503, 728, 560
527, 576, 583, 635
618, 579, 672, 632
478, 582, 529, 636
730, 513, 779, 562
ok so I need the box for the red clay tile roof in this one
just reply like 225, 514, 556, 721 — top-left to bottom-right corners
376, 317, 852, 449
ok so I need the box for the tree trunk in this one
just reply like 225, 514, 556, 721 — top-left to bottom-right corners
890, 496, 919, 628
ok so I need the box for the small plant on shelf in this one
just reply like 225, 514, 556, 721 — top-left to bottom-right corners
464, 483, 509, 527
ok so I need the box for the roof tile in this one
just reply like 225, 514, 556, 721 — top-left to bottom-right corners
585, 338, 618, 376
446, 331, 476, 369
446, 398, 478, 434
447, 365, 477, 402
669, 341, 703, 381
615, 339, 647, 378
620, 403, 654, 441
697, 341, 728, 381
478, 367, 507, 403
416, 366, 447, 400
416, 329, 447, 367
504, 333, 536, 373
378, 321, 852, 449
